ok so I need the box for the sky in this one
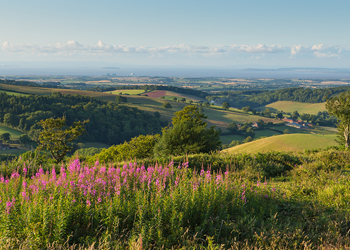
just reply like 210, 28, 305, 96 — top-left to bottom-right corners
1, 0, 350, 74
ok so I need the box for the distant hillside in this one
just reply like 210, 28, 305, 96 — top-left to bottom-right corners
222, 133, 338, 154
258, 101, 326, 114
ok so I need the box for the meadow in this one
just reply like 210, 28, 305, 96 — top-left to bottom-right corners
1, 149, 350, 249
0, 124, 24, 140
0, 90, 28, 96
223, 133, 338, 154
258, 101, 327, 114
106, 89, 146, 95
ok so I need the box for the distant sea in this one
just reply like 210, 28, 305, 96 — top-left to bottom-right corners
1, 65, 350, 78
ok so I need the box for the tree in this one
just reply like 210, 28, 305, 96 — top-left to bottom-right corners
276, 112, 283, 119
326, 92, 350, 148
172, 97, 177, 102
154, 111, 161, 119
154, 105, 221, 157
263, 108, 271, 117
283, 129, 290, 134
3, 113, 18, 127
180, 98, 186, 102
116, 95, 127, 104
227, 122, 238, 134
1, 133, 10, 142
37, 117, 88, 163
292, 110, 300, 120
204, 102, 210, 107
19, 134, 31, 145
162, 102, 172, 109
222, 102, 230, 110
189, 100, 193, 104
242, 106, 252, 113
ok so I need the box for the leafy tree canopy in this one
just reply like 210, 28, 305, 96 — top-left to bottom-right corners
326, 92, 350, 148
37, 117, 88, 163
154, 105, 221, 157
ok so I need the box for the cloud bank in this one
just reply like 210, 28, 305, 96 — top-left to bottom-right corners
1, 41, 349, 62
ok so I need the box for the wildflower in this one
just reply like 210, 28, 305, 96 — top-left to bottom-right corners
86, 200, 91, 206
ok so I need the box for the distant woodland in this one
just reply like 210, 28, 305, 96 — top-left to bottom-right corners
0, 92, 165, 144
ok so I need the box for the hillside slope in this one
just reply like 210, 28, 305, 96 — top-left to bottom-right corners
222, 133, 338, 154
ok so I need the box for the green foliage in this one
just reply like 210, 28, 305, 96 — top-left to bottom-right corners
283, 129, 290, 134
115, 95, 127, 103
162, 102, 172, 109
95, 134, 160, 163
154, 111, 161, 118
227, 122, 238, 134
326, 92, 350, 148
242, 106, 252, 113
19, 134, 31, 144
37, 117, 88, 163
154, 105, 221, 157
0, 92, 164, 145
1, 133, 10, 142
222, 102, 230, 110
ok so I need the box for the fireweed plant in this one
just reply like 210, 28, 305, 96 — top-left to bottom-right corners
0, 159, 276, 248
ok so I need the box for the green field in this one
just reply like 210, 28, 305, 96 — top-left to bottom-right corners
258, 101, 326, 114
222, 133, 338, 154
0, 90, 28, 96
106, 89, 145, 95
220, 134, 246, 144
0, 124, 24, 140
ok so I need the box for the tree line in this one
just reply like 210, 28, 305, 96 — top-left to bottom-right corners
210, 86, 350, 108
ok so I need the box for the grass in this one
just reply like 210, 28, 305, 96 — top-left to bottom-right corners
222, 133, 338, 154
106, 89, 145, 95
220, 134, 246, 144
0, 90, 28, 96
0, 124, 24, 140
258, 101, 327, 114
0, 148, 27, 155
254, 128, 282, 138
2, 150, 350, 248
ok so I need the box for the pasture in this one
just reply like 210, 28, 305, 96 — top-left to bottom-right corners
0, 124, 24, 140
222, 133, 338, 154
258, 101, 327, 114
0, 89, 28, 96
106, 89, 145, 95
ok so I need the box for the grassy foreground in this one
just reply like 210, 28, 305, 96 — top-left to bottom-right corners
1, 148, 350, 249
223, 133, 338, 154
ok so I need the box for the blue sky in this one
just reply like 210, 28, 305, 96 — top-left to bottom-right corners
1, 0, 350, 69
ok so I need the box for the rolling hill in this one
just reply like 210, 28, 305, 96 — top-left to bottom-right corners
222, 133, 338, 154
258, 101, 326, 114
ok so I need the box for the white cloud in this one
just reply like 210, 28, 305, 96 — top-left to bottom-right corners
291, 45, 302, 55
238, 44, 283, 53
1, 41, 348, 62
313, 51, 340, 58
311, 44, 329, 51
